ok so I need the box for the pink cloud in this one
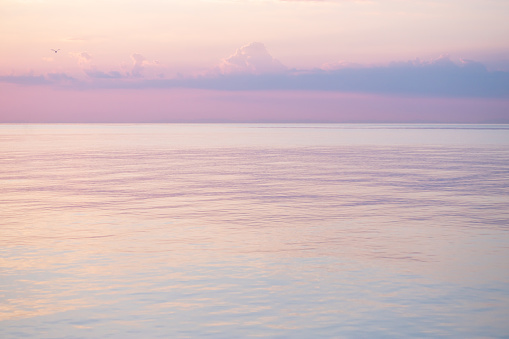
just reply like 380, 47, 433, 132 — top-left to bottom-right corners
219, 42, 286, 75
130, 54, 164, 78
70, 52, 93, 67
131, 54, 146, 77
70, 51, 122, 79
67, 51, 164, 80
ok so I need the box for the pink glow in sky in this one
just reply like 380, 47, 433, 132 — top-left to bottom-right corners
1, 0, 509, 122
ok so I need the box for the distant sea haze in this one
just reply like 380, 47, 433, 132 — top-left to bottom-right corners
1, 124, 509, 338
1, 90, 508, 123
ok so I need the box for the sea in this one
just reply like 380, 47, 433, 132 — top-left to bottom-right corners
1, 123, 509, 338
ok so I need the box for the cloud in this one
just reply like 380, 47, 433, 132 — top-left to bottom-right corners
70, 52, 93, 67
129, 53, 165, 78
131, 53, 146, 78
0, 74, 48, 85
46, 73, 76, 82
0, 73, 77, 86
459, 58, 488, 73
219, 42, 286, 75
1, 50, 508, 98
70, 51, 128, 80
195, 55, 509, 97
150, 54, 503, 98
84, 70, 124, 79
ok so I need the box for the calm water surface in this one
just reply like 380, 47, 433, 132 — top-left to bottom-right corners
1, 124, 509, 338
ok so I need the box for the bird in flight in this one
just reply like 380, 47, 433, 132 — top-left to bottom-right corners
51, 49, 60, 53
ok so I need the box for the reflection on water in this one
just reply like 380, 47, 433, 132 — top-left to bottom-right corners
1, 124, 509, 338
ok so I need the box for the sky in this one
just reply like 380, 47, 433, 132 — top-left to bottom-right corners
1, 0, 509, 123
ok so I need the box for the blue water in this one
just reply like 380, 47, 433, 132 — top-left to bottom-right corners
1, 124, 509, 338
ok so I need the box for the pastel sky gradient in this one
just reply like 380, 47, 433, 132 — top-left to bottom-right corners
1, 0, 509, 122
